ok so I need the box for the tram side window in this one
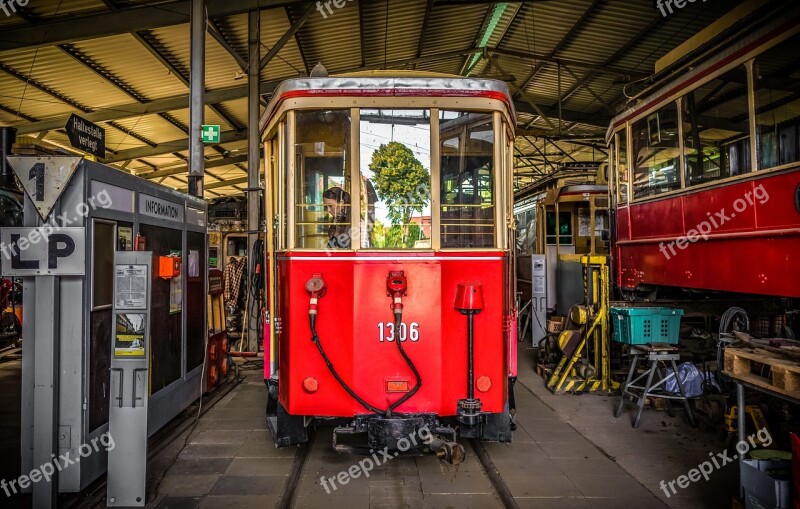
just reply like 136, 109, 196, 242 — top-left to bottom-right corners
617, 131, 629, 204
754, 33, 800, 171
632, 101, 681, 198
682, 66, 752, 187
359, 109, 432, 249
515, 211, 526, 253
439, 111, 495, 248
294, 110, 352, 249
514, 207, 536, 254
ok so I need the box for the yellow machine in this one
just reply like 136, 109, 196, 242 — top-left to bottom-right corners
547, 256, 619, 394
724, 405, 771, 446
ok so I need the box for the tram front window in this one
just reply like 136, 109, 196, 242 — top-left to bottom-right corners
360, 109, 432, 249
294, 110, 352, 249
440, 111, 495, 248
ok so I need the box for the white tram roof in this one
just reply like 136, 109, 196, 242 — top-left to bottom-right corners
259, 72, 516, 134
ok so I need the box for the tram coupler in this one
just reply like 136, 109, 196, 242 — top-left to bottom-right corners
428, 437, 466, 466
333, 413, 457, 457
457, 398, 484, 438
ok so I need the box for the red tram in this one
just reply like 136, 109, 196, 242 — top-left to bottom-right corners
606, 8, 800, 304
260, 73, 517, 452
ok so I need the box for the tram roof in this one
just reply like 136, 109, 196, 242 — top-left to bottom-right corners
259, 75, 516, 133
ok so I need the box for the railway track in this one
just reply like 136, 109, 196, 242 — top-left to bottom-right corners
275, 427, 520, 509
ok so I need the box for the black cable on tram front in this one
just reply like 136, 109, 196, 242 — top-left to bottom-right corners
308, 312, 386, 415
386, 310, 423, 416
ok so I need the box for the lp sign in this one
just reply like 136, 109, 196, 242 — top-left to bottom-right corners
0, 228, 85, 276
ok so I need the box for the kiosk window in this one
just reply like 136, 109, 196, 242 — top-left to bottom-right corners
92, 220, 116, 309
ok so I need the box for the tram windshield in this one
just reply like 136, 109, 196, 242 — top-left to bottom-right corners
360, 109, 432, 249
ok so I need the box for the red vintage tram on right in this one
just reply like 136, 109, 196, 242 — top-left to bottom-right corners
606, 8, 800, 322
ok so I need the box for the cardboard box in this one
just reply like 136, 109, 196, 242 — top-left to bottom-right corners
547, 316, 565, 333
740, 458, 791, 509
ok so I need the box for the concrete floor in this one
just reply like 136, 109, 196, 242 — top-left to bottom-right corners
0, 340, 737, 508
516, 343, 736, 509
147, 342, 734, 508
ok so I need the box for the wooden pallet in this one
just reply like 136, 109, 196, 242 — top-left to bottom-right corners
724, 348, 800, 399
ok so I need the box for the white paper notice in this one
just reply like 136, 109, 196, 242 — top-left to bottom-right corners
115, 264, 148, 309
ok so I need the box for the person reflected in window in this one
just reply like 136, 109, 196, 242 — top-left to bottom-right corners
323, 187, 351, 249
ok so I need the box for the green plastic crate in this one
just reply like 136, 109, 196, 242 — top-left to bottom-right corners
610, 307, 684, 345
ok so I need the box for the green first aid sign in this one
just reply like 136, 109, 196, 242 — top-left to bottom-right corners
201, 125, 221, 143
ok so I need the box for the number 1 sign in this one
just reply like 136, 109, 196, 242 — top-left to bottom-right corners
6, 156, 82, 221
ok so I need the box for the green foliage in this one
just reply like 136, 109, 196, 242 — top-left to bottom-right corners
368, 141, 430, 226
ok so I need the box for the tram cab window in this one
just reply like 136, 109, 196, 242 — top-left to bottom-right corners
439, 111, 495, 248
632, 101, 681, 198
294, 110, 352, 249
545, 212, 572, 245
360, 109, 432, 249
754, 33, 800, 171
682, 66, 751, 186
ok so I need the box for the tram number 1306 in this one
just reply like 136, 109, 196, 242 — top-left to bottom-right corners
377, 322, 420, 342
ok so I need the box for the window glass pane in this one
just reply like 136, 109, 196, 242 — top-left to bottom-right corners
618, 131, 629, 204
754, 33, 800, 170
92, 221, 115, 308
595, 209, 610, 254
632, 102, 681, 198
439, 111, 495, 248
546, 212, 572, 245
294, 110, 352, 249
360, 109, 431, 249
682, 66, 751, 186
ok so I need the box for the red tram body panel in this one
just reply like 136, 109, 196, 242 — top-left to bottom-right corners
616, 169, 800, 298
277, 252, 508, 417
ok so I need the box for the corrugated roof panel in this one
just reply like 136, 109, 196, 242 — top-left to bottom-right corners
165, 106, 236, 131
612, 3, 740, 72
206, 187, 242, 197
69, 33, 188, 101
288, 2, 361, 73
109, 113, 187, 146
499, 0, 596, 62
0, 46, 133, 110
360, 0, 427, 67
420, 3, 488, 60
216, 98, 249, 131
102, 125, 151, 153
23, 0, 105, 18
414, 59, 464, 76
148, 24, 245, 92
213, 9, 307, 80
0, 73, 79, 121
140, 154, 185, 168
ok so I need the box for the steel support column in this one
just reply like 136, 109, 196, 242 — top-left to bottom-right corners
188, 0, 206, 197
246, 9, 261, 352
32, 275, 59, 508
